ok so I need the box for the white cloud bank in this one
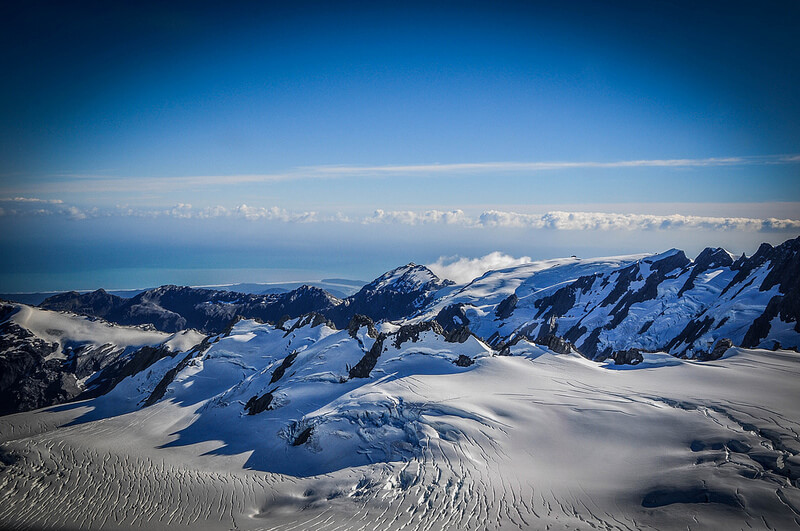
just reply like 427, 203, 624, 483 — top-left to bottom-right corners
363, 209, 470, 225
366, 209, 800, 232
1, 202, 798, 233
476, 210, 800, 231
427, 252, 534, 284
0, 197, 63, 204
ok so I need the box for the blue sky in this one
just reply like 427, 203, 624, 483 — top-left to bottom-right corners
1, 1, 799, 291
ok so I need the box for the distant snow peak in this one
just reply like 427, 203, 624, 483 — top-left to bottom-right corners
427, 252, 534, 284
370, 263, 443, 292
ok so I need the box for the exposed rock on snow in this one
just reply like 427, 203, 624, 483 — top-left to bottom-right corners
698, 337, 733, 361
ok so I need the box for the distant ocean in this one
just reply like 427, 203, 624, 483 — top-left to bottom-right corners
0, 267, 345, 294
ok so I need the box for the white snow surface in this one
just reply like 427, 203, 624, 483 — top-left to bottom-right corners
2, 316, 799, 530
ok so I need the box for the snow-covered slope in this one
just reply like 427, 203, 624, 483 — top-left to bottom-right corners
0, 302, 203, 414
412, 254, 646, 338
405, 237, 800, 361
1, 314, 799, 530
500, 238, 800, 359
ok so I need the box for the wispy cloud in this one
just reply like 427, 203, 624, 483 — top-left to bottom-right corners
309, 154, 799, 175
8, 153, 799, 195
0, 196, 63, 204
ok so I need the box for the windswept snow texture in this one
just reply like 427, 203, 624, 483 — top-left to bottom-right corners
1, 315, 800, 530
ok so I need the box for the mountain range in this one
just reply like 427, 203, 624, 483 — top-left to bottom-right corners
1, 236, 799, 529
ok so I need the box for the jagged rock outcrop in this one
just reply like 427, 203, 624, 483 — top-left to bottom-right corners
501, 241, 799, 360
678, 248, 734, 297
80, 345, 175, 399
435, 304, 471, 332
346, 314, 378, 339
454, 354, 474, 367
608, 348, 644, 365
144, 337, 213, 407
698, 338, 733, 361
445, 325, 472, 343
495, 294, 518, 320
349, 334, 386, 379
393, 321, 445, 348
283, 312, 335, 336
245, 391, 274, 415
270, 352, 298, 384
534, 334, 574, 355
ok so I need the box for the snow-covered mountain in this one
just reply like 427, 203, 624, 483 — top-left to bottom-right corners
436, 237, 800, 360
38, 237, 800, 363
0, 302, 203, 414
40, 284, 341, 333
1, 236, 799, 529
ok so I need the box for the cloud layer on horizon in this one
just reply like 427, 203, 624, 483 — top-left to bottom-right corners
2, 198, 799, 233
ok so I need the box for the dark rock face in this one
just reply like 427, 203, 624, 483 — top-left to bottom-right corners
495, 294, 518, 320
346, 314, 378, 340
144, 338, 213, 407
0, 313, 75, 415
609, 348, 643, 365
535, 274, 597, 322
393, 321, 445, 348
741, 236, 800, 347
534, 334, 574, 355
38, 289, 125, 319
270, 352, 298, 384
245, 392, 274, 415
698, 338, 733, 361
67, 343, 122, 379
665, 317, 715, 355
80, 345, 175, 400
605, 252, 689, 330
283, 312, 335, 336
444, 326, 472, 343
292, 426, 314, 446
435, 304, 471, 332
349, 335, 386, 379
41, 285, 339, 334
454, 354, 474, 367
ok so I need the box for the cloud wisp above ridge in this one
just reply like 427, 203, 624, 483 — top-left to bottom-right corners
426, 252, 534, 284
